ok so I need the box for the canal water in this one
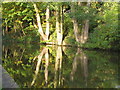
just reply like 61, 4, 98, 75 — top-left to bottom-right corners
2, 43, 120, 88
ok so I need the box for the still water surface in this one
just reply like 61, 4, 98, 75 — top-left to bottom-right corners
2, 44, 120, 88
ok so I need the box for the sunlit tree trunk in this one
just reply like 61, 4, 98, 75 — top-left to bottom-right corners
60, 6, 63, 45
45, 6, 50, 41
33, 22, 38, 29
56, 5, 63, 45
33, 3, 48, 41
5, 19, 8, 34
71, 2, 90, 44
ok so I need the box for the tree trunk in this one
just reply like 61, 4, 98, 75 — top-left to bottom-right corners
73, 19, 81, 42
83, 20, 89, 43
56, 5, 63, 45
5, 19, 8, 34
80, 21, 86, 43
60, 6, 63, 45
71, 2, 90, 44
83, 1, 90, 43
80, 2, 90, 44
71, 3, 81, 43
45, 6, 50, 41
33, 3, 47, 41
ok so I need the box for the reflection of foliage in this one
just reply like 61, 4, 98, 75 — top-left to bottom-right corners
85, 51, 119, 88
2, 44, 40, 88
2, 44, 119, 88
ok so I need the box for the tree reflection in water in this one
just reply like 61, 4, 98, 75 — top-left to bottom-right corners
31, 46, 63, 88
54, 46, 63, 88
2, 45, 119, 88
70, 48, 88, 87
31, 47, 49, 86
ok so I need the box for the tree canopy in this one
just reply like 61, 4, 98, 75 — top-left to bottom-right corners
2, 2, 120, 50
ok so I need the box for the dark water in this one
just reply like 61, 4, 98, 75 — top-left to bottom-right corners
2, 43, 120, 88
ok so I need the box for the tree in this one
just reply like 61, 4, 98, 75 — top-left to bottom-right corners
55, 3, 63, 45
71, 2, 90, 44
33, 3, 50, 41
88, 2, 119, 50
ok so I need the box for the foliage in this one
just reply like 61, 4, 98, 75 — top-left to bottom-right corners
86, 2, 119, 50
2, 2, 120, 50
2, 2, 120, 89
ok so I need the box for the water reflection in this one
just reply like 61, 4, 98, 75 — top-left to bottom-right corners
70, 48, 88, 87
2, 44, 120, 88
31, 47, 49, 86
54, 46, 63, 88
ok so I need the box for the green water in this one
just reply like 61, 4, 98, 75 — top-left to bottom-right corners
2, 43, 120, 88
